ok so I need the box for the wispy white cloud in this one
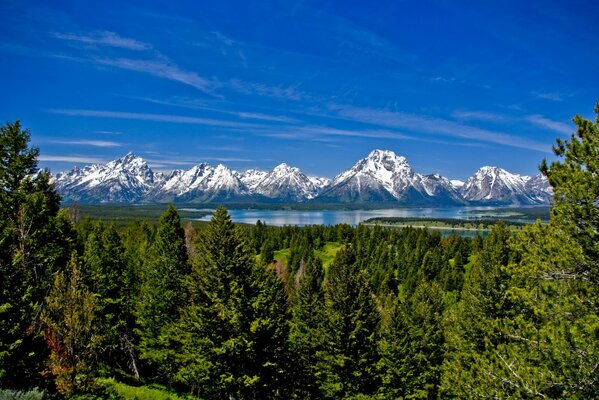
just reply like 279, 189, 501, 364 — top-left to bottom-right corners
200, 156, 253, 162
237, 112, 297, 123
328, 14, 415, 66
228, 79, 307, 101
93, 57, 213, 93
198, 145, 244, 152
48, 108, 264, 129
329, 104, 550, 152
254, 125, 414, 142
38, 155, 107, 164
451, 110, 513, 122
51, 139, 123, 147
532, 91, 569, 101
526, 114, 572, 135
211, 31, 235, 46
93, 130, 123, 135
125, 95, 299, 123
52, 31, 151, 51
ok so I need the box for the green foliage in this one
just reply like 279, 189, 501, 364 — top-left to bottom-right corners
0, 121, 72, 388
136, 204, 188, 381
80, 221, 139, 379
289, 256, 326, 398
316, 246, 380, 399
41, 253, 100, 395
541, 102, 599, 283
0, 388, 48, 400
440, 222, 513, 397
379, 281, 446, 399
172, 206, 289, 398
98, 377, 192, 400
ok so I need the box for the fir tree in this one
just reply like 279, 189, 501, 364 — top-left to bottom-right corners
0, 121, 72, 387
289, 256, 326, 399
41, 253, 100, 395
136, 204, 188, 381
173, 206, 289, 399
316, 245, 380, 399
378, 280, 446, 399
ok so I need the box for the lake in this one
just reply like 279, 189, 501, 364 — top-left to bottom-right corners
188, 206, 548, 227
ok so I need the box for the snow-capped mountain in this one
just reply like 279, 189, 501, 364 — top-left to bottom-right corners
308, 176, 331, 190
450, 179, 465, 189
251, 163, 321, 201
52, 151, 553, 205
53, 152, 163, 202
153, 163, 253, 202
460, 166, 551, 205
316, 150, 463, 205
236, 169, 268, 190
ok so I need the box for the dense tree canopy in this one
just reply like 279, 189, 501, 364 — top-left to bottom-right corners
1, 105, 597, 399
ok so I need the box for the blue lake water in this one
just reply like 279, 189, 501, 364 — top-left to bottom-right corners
187, 207, 544, 227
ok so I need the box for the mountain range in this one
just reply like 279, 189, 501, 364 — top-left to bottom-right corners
52, 150, 553, 206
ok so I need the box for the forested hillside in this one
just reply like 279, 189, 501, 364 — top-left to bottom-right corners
1, 105, 598, 399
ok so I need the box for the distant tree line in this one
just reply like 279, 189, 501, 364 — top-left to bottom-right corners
0, 104, 598, 399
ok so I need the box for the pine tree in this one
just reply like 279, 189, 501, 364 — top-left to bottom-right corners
378, 280, 446, 399
82, 222, 139, 378
136, 204, 188, 381
289, 256, 326, 399
173, 206, 289, 399
41, 252, 100, 395
440, 222, 513, 397
316, 245, 381, 399
540, 102, 599, 283
471, 104, 599, 398
0, 121, 72, 387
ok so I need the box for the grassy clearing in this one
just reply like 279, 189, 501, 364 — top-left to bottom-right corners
98, 378, 192, 400
274, 242, 343, 269
315, 242, 343, 268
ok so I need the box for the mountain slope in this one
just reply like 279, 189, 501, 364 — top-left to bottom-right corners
53, 152, 163, 203
251, 163, 321, 201
460, 166, 551, 205
52, 151, 553, 205
316, 150, 463, 205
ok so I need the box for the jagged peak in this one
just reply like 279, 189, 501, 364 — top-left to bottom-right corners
367, 149, 407, 163
477, 166, 507, 175
107, 152, 147, 168
273, 162, 300, 173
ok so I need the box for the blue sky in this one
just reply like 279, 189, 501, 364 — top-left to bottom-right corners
1, 0, 597, 179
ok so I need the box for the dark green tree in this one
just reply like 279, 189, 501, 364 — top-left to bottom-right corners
316, 245, 380, 399
173, 206, 289, 399
136, 204, 188, 381
289, 256, 326, 399
440, 222, 512, 397
41, 252, 100, 395
82, 222, 139, 378
0, 121, 72, 387
540, 102, 599, 283
378, 280, 446, 399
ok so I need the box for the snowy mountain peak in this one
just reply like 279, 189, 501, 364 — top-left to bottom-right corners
53, 152, 553, 205
366, 149, 408, 165
251, 163, 321, 201
461, 166, 547, 204
272, 163, 299, 174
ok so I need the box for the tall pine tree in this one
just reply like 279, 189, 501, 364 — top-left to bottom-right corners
172, 206, 289, 399
0, 121, 73, 387
316, 245, 380, 399
136, 204, 188, 381
41, 252, 99, 395
289, 256, 326, 399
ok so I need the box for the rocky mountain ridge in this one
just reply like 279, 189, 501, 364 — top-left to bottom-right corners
52, 150, 552, 205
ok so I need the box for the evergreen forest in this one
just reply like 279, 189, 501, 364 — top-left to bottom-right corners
1, 105, 598, 399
